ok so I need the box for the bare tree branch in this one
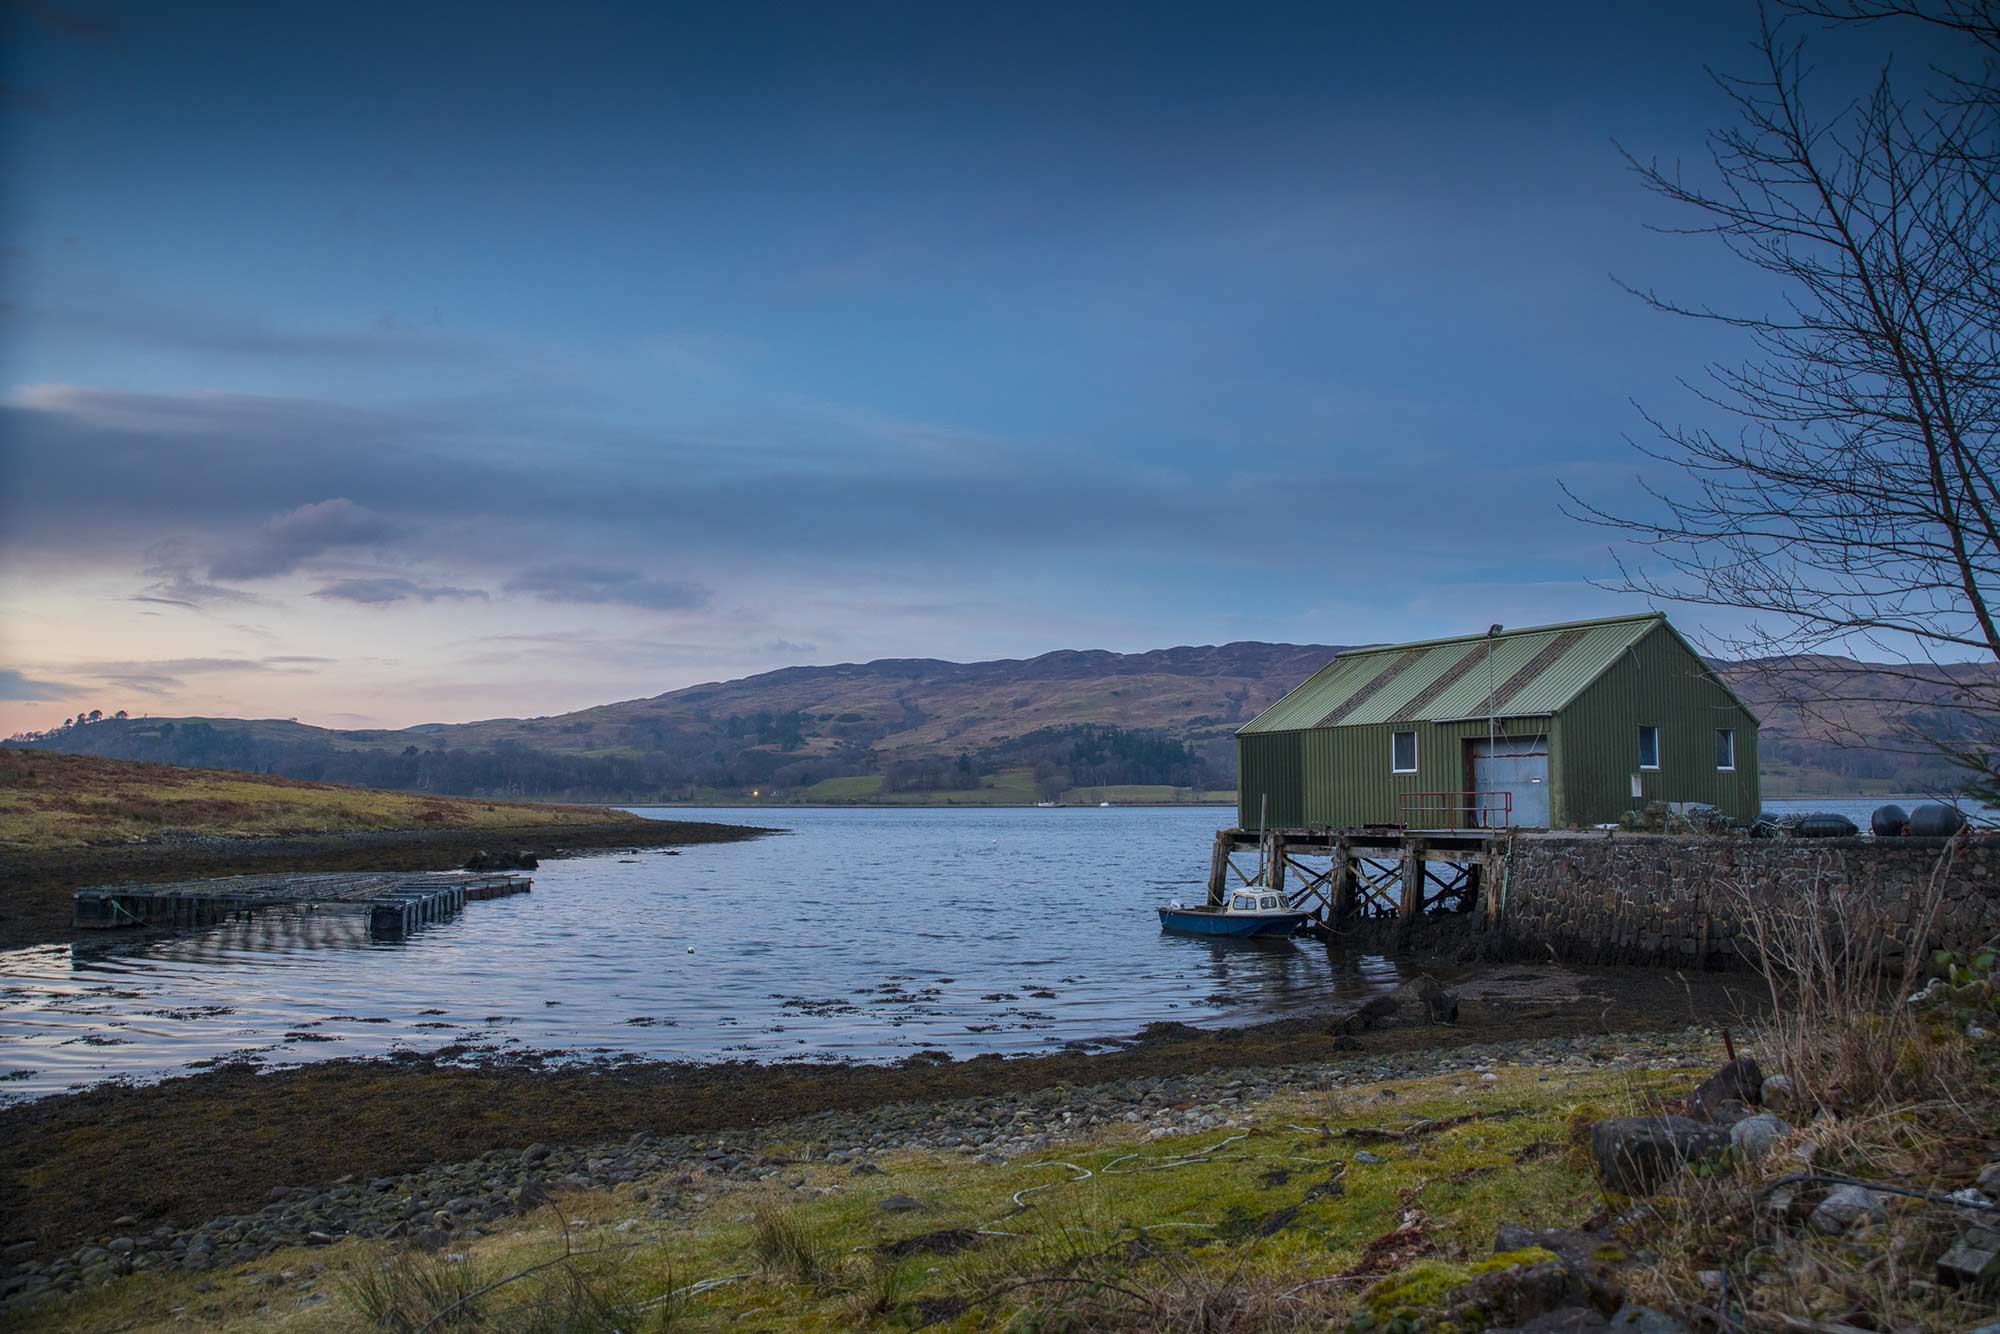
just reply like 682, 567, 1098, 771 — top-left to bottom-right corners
1566, 3, 2000, 799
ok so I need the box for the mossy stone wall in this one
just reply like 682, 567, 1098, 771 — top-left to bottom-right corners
1473, 833, 2000, 969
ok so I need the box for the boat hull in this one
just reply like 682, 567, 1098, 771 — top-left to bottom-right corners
1156, 906, 1309, 938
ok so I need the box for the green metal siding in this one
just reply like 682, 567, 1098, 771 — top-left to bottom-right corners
1554, 623, 1760, 825
1298, 718, 1556, 826
1236, 731, 1305, 828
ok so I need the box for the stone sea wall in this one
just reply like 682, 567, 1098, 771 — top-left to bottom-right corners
1476, 832, 2000, 969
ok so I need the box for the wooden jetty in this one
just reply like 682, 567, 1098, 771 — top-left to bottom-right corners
73, 870, 532, 940
1205, 826, 1506, 937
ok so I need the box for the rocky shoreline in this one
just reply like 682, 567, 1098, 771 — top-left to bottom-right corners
0, 1026, 1717, 1314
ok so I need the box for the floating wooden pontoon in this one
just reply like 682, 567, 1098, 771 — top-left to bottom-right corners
72, 870, 532, 939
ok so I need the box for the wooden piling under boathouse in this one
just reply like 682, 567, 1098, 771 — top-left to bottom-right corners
1204, 825, 1507, 940
72, 870, 532, 941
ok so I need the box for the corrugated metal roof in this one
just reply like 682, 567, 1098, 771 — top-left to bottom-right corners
1238, 613, 1664, 734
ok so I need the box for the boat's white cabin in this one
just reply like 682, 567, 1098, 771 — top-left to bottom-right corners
1226, 890, 1290, 914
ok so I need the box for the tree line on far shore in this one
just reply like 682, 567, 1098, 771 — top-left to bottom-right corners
0, 715, 1228, 804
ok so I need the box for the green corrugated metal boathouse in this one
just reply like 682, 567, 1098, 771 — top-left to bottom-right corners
1236, 613, 1758, 830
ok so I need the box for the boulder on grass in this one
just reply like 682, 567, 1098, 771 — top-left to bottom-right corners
1687, 1056, 1762, 1122
1729, 1114, 1789, 1165
1448, 1261, 1576, 1329
1329, 976, 1461, 1033
1937, 1225, 2000, 1287
1504, 1313, 1611, 1332
1589, 1116, 1729, 1195
1607, 1308, 1689, 1332
1808, 1184, 1886, 1235
1328, 994, 1398, 1035
1396, 974, 1461, 1024
1492, 1224, 1627, 1313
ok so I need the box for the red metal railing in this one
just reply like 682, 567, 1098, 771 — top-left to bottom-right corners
1396, 790, 1514, 830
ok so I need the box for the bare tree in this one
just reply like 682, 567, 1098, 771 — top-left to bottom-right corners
1565, 2, 2000, 798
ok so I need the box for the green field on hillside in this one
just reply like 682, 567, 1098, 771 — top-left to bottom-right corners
1062, 784, 1236, 806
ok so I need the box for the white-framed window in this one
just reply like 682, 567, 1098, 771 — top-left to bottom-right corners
1259, 895, 1279, 910
1391, 730, 1418, 773
1638, 725, 1661, 770
1232, 894, 1254, 911
1715, 728, 1736, 771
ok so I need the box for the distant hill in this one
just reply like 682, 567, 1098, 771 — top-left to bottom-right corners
7, 642, 1989, 802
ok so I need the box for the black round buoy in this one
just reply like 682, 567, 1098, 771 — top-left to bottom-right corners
1871, 804, 1910, 837
1796, 812, 1860, 838
1908, 803, 1966, 837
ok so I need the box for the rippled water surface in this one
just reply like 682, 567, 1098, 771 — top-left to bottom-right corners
0, 806, 1404, 1101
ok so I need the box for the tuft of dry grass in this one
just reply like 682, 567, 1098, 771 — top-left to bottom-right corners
340, 1247, 488, 1331
749, 1205, 840, 1293
337, 1217, 658, 1334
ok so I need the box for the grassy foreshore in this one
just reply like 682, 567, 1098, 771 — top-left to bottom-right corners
0, 752, 769, 951
0, 968, 1751, 1271
9, 1002, 1992, 1332
5, 1034, 1716, 1331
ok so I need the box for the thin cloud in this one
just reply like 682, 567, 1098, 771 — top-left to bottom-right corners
0, 668, 73, 701
504, 564, 711, 612
132, 539, 259, 609
23, 300, 485, 365
63, 655, 332, 694
312, 577, 488, 606
209, 499, 399, 580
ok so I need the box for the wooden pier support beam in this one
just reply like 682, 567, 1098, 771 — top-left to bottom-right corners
1397, 838, 1427, 947
1329, 835, 1356, 933
1206, 830, 1231, 906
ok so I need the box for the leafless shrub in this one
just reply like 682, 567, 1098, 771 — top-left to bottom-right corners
1622, 843, 1991, 1329
1727, 846, 1963, 1113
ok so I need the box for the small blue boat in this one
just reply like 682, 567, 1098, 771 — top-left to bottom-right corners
1157, 888, 1311, 938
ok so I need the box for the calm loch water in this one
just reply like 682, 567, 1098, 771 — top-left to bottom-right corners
0, 806, 1401, 1102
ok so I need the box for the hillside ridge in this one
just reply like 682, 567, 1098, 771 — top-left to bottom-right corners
8, 640, 1984, 802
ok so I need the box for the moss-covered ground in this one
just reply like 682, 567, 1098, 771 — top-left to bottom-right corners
1, 1060, 1710, 1332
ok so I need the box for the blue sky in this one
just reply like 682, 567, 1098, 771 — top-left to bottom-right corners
0, 1, 1925, 730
